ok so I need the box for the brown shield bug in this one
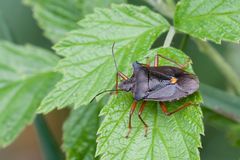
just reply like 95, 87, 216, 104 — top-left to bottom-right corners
111, 43, 199, 138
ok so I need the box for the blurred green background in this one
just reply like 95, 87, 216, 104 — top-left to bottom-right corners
0, 0, 239, 159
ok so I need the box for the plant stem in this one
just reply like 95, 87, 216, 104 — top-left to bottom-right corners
163, 26, 175, 47
34, 115, 65, 160
194, 40, 240, 95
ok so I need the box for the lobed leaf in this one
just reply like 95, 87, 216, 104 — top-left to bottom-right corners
38, 4, 170, 113
97, 47, 204, 160
23, 0, 126, 42
174, 0, 240, 43
0, 41, 60, 147
63, 99, 104, 160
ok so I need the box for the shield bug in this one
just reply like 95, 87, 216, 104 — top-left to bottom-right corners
110, 43, 199, 138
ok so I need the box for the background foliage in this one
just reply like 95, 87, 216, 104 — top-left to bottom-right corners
0, 41, 60, 147
0, 0, 240, 160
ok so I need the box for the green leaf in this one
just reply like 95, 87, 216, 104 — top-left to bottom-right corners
23, 0, 126, 42
63, 99, 103, 160
174, 0, 240, 43
203, 109, 240, 147
200, 83, 240, 123
38, 4, 170, 113
97, 47, 204, 160
200, 83, 240, 147
0, 41, 60, 147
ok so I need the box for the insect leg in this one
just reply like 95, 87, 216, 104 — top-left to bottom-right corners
156, 54, 190, 69
159, 101, 193, 116
118, 72, 128, 80
138, 101, 148, 137
126, 100, 137, 138
115, 72, 128, 94
179, 58, 191, 70
145, 57, 150, 68
154, 54, 159, 67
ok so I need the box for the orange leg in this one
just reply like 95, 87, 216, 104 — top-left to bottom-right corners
138, 101, 148, 137
159, 101, 193, 116
126, 101, 138, 138
115, 72, 128, 94
118, 72, 128, 80
155, 54, 190, 69
154, 54, 159, 67
145, 57, 150, 68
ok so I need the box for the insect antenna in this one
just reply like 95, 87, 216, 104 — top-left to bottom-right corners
90, 42, 123, 103
112, 42, 119, 73
90, 89, 124, 103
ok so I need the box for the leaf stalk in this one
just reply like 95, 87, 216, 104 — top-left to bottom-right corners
34, 114, 65, 160
163, 26, 175, 47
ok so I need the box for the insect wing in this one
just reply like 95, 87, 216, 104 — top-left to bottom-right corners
145, 84, 178, 101
145, 74, 199, 101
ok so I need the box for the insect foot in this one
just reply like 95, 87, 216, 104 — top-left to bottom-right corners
125, 127, 132, 139
144, 125, 148, 137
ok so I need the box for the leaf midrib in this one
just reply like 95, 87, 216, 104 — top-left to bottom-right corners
182, 11, 240, 21
173, 115, 191, 159
98, 97, 130, 155
150, 105, 170, 160
0, 71, 56, 90
186, 0, 225, 17
119, 108, 149, 160
0, 79, 44, 138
